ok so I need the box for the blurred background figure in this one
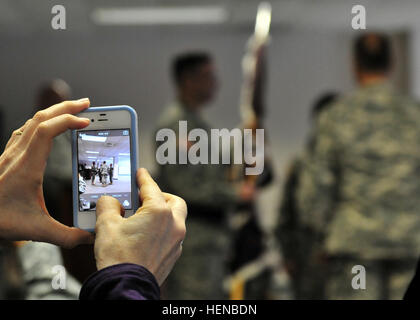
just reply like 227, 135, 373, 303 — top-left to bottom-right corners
109, 163, 114, 184
277, 91, 339, 299
0, 241, 24, 299
224, 5, 288, 297
0, 80, 83, 300
1, 240, 73, 300
35, 80, 97, 286
36, 79, 72, 180
296, 33, 420, 299
156, 52, 254, 299
0, 79, 84, 299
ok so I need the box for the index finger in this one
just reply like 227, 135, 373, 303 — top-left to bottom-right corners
25, 114, 90, 172
137, 168, 166, 207
21, 98, 91, 143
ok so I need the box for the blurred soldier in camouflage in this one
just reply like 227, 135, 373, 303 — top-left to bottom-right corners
277, 92, 339, 299
297, 33, 420, 299
156, 52, 255, 299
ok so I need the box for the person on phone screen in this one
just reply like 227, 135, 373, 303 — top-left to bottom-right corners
108, 163, 114, 185
91, 161, 97, 185
100, 161, 108, 186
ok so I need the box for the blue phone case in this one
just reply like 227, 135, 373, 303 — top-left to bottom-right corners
71, 105, 139, 232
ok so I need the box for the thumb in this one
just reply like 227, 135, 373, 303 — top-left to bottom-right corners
96, 196, 125, 221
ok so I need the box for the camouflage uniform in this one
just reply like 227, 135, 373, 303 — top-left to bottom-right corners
0, 241, 81, 300
297, 83, 420, 299
18, 241, 81, 300
277, 156, 327, 299
156, 101, 238, 300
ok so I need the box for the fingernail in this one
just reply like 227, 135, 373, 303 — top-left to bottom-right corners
80, 117, 90, 123
77, 98, 90, 103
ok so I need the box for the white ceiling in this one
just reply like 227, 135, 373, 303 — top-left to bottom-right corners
2, 0, 420, 37
78, 135, 130, 163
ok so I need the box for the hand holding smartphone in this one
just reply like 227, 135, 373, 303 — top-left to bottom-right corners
72, 106, 139, 231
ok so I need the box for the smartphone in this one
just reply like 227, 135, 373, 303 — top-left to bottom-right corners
72, 106, 139, 231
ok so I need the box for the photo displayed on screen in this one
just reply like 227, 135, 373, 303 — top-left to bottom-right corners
77, 129, 131, 212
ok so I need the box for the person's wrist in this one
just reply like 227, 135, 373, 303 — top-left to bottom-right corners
97, 260, 131, 271
96, 254, 152, 273
96, 259, 159, 284
96, 257, 130, 271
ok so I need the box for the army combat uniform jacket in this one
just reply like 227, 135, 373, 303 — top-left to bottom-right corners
297, 83, 420, 261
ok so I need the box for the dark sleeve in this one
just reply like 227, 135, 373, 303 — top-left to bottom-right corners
256, 160, 274, 188
79, 263, 160, 300
404, 258, 420, 300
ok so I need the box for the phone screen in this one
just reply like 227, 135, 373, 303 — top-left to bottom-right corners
77, 129, 132, 212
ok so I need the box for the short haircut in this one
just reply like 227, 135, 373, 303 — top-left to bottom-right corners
171, 52, 212, 86
354, 33, 391, 73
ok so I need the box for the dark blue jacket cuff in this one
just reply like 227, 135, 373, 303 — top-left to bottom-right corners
79, 263, 160, 300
